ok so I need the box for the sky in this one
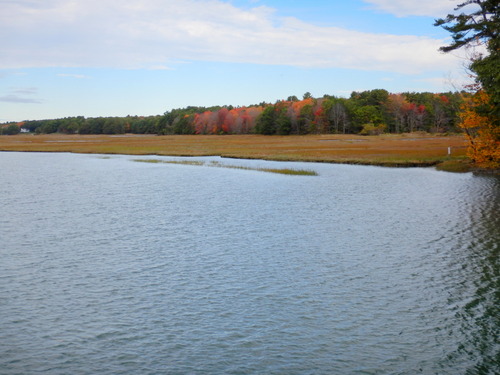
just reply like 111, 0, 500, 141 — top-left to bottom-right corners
0, 0, 472, 122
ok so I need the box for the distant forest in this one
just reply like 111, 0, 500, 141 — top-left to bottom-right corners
1, 89, 466, 136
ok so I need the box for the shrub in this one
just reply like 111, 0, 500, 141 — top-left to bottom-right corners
359, 123, 386, 135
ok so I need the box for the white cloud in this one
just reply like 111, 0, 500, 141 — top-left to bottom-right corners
0, 0, 461, 74
362, 0, 457, 17
57, 73, 89, 79
0, 86, 41, 103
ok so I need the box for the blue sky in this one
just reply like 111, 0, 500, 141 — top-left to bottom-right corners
0, 0, 470, 122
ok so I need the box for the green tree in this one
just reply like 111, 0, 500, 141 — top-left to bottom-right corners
434, 0, 498, 52
350, 90, 389, 131
352, 105, 383, 130
255, 106, 277, 135
36, 120, 58, 134
323, 97, 350, 133
298, 104, 314, 134
351, 89, 389, 108
128, 116, 160, 134
434, 0, 499, 119
276, 107, 292, 135
103, 117, 125, 134
1, 124, 20, 135
435, 0, 499, 167
86, 118, 105, 134
172, 115, 195, 134
57, 116, 84, 134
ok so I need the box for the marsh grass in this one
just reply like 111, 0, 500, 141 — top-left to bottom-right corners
0, 134, 468, 169
256, 168, 318, 176
132, 158, 318, 175
434, 158, 473, 173
134, 159, 205, 166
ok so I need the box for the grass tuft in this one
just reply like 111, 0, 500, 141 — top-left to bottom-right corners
133, 159, 205, 166
132, 158, 317, 176
257, 168, 317, 176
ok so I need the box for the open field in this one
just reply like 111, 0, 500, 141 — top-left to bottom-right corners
0, 133, 468, 168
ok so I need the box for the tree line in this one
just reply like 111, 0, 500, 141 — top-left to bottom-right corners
1, 115, 162, 135
1, 90, 465, 136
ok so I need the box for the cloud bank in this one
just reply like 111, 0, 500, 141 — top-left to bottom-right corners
362, 0, 457, 17
0, 0, 459, 73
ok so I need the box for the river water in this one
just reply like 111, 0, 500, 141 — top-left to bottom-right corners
0, 152, 498, 375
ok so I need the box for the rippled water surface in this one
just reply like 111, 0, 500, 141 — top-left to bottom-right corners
1, 152, 498, 375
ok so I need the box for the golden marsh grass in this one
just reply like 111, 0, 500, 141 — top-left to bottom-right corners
0, 133, 468, 168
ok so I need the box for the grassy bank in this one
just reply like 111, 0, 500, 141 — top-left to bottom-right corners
0, 133, 468, 170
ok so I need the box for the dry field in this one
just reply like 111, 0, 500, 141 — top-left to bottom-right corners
0, 133, 468, 167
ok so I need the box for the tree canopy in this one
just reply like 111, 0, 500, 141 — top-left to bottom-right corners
434, 0, 499, 115
435, 0, 499, 168
3, 90, 465, 137
434, 0, 499, 53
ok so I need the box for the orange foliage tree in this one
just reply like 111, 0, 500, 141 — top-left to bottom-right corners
460, 89, 500, 169
435, 0, 499, 169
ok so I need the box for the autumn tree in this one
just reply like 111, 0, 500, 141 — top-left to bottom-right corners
460, 87, 500, 168
435, 0, 499, 168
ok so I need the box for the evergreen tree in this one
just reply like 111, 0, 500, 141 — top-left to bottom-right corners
435, 0, 499, 168
435, 0, 499, 118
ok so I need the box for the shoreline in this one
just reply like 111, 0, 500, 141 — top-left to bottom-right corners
0, 133, 471, 171
0, 148, 444, 168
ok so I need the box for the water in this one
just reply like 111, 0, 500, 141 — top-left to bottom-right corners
0, 152, 498, 375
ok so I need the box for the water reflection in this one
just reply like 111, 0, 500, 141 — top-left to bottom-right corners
442, 176, 499, 374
